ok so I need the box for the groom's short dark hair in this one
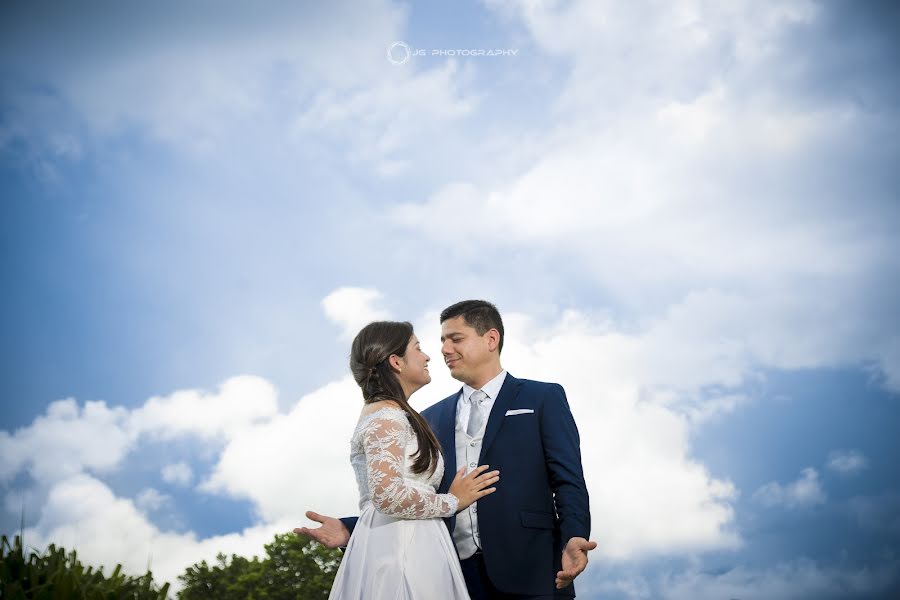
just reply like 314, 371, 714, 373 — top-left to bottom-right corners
440, 300, 505, 353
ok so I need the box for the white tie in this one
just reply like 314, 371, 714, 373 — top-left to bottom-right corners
466, 390, 488, 437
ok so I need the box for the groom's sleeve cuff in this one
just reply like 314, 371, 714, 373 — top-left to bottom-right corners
339, 516, 359, 549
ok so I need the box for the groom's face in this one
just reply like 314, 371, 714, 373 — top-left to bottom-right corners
440, 316, 493, 385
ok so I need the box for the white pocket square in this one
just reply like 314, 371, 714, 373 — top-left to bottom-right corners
505, 409, 534, 416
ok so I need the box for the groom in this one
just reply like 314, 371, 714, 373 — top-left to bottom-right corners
297, 300, 595, 598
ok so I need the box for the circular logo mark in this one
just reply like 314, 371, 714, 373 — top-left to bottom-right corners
387, 41, 411, 65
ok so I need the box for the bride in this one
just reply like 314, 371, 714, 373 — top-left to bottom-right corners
324, 321, 499, 600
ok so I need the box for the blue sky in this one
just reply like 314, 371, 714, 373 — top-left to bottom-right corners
2, 1, 899, 597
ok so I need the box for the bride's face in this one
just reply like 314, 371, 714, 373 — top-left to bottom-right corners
398, 334, 431, 393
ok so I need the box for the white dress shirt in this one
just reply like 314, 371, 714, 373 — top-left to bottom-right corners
453, 369, 507, 559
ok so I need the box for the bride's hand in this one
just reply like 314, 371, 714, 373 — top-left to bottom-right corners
293, 511, 351, 548
448, 465, 500, 511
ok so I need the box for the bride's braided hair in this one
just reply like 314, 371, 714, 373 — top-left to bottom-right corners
350, 321, 441, 475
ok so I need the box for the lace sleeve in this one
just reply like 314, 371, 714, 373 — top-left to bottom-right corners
360, 410, 458, 519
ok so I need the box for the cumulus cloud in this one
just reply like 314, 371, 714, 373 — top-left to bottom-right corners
0, 373, 353, 588
0, 376, 274, 492
321, 287, 392, 340
391, 104, 898, 388
197, 376, 363, 523
389, 0, 900, 396
0, 0, 480, 175
1, 2, 394, 139
580, 571, 652, 600
827, 449, 869, 474
23, 474, 289, 591
293, 60, 476, 176
0, 384, 345, 590
161, 462, 193, 487
0, 398, 132, 484
135, 488, 171, 513
129, 375, 279, 440
753, 468, 826, 509
660, 557, 900, 600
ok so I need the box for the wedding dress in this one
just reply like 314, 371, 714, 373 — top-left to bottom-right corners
328, 406, 470, 599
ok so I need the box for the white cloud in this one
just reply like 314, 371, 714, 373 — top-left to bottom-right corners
387, 0, 900, 397
161, 462, 193, 487
581, 572, 652, 600
753, 468, 826, 509
0, 2, 402, 146
0, 376, 275, 493
129, 375, 279, 440
0, 398, 132, 485
135, 488, 171, 513
660, 557, 900, 600
321, 287, 392, 340
826, 449, 869, 475
0, 376, 334, 590
24, 474, 289, 592
292, 60, 477, 176
198, 376, 363, 523
486, 0, 818, 96
0, 0, 481, 176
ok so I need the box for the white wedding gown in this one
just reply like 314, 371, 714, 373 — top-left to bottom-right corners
328, 406, 470, 600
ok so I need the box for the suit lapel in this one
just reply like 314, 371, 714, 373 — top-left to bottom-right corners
480, 374, 522, 459
437, 390, 461, 493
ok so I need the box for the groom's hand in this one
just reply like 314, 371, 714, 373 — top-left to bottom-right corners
293, 511, 351, 548
555, 536, 598, 589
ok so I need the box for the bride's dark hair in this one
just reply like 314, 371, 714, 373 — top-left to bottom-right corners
350, 321, 441, 475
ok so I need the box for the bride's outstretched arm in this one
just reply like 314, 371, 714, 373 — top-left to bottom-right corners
361, 413, 459, 519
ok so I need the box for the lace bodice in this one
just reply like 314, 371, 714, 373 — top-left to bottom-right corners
350, 406, 458, 519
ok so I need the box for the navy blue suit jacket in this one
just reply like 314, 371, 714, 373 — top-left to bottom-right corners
342, 374, 590, 597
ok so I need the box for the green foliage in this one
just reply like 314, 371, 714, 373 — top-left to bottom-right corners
177, 533, 342, 600
0, 532, 340, 599
0, 533, 170, 599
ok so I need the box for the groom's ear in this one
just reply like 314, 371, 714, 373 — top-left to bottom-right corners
485, 328, 501, 352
